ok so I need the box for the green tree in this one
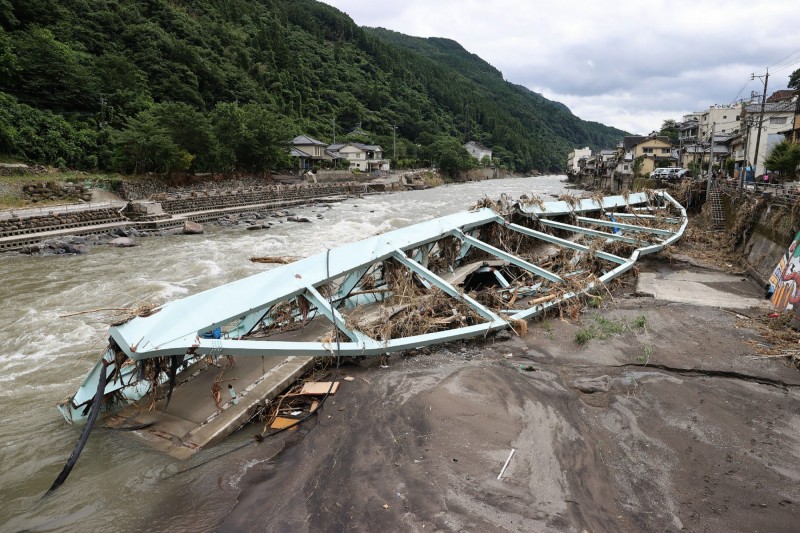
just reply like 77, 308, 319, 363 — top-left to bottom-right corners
110, 112, 189, 175
424, 137, 475, 178
659, 119, 680, 145
210, 102, 290, 174
150, 102, 215, 172
788, 68, 800, 90
632, 156, 644, 178
3, 26, 99, 110
238, 103, 291, 174
765, 141, 800, 179
94, 52, 154, 126
210, 102, 246, 172
0, 0, 17, 26
0, 92, 97, 168
0, 28, 15, 80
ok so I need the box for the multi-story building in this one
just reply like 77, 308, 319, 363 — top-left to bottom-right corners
566, 147, 591, 175
741, 92, 798, 175
615, 135, 673, 176
679, 112, 702, 143
698, 104, 742, 140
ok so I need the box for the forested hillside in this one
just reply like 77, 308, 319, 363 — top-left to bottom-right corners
0, 0, 626, 175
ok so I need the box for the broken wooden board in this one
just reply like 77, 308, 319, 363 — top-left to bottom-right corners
270, 417, 299, 430
300, 381, 339, 395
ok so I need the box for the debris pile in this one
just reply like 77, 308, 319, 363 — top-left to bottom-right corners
742, 311, 800, 370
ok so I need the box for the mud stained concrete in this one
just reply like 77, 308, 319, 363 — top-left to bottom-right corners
219, 263, 800, 532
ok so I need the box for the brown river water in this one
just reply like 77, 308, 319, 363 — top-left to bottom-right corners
0, 175, 574, 532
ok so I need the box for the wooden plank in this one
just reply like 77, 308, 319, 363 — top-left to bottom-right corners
300, 381, 339, 395
270, 417, 299, 430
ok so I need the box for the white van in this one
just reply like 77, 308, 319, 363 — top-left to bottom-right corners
649, 168, 673, 179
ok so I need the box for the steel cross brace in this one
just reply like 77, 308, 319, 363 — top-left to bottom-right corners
303, 285, 378, 347
537, 218, 647, 246
574, 215, 675, 237
491, 217, 627, 265
391, 251, 504, 323
609, 212, 682, 224
450, 228, 564, 283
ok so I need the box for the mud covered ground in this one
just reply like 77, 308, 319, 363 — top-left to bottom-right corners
217, 259, 800, 532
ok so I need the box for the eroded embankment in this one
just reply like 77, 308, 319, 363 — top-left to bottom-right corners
212, 274, 800, 532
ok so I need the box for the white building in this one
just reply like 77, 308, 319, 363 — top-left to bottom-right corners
463, 141, 492, 162
698, 104, 742, 140
567, 147, 591, 175
327, 143, 390, 172
741, 95, 798, 176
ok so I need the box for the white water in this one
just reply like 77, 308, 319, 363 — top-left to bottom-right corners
0, 175, 574, 532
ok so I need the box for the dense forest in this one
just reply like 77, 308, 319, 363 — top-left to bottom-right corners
0, 0, 627, 175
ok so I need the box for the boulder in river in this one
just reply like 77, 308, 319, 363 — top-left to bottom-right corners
108, 237, 137, 248
183, 221, 204, 235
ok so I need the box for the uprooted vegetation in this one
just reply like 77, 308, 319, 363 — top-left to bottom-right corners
574, 313, 648, 346
740, 311, 800, 370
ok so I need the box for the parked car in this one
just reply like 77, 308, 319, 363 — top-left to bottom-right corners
671, 169, 692, 179
649, 168, 673, 179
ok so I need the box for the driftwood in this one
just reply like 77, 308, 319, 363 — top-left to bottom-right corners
250, 256, 298, 264
59, 308, 132, 318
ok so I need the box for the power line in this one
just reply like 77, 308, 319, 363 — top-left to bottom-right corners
768, 47, 800, 70
771, 56, 800, 75
729, 77, 754, 105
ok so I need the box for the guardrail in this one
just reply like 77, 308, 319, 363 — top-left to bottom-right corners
716, 180, 800, 206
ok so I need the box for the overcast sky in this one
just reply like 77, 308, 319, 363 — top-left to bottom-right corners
320, 0, 800, 135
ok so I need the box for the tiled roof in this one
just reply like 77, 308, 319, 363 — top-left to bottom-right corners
744, 101, 796, 113
767, 90, 797, 103
464, 141, 491, 151
622, 136, 645, 150
291, 135, 327, 146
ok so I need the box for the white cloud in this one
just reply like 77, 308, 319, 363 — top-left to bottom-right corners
322, 0, 800, 135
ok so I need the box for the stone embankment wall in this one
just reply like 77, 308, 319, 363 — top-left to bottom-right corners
461, 167, 500, 181
0, 208, 124, 238
157, 183, 366, 214
717, 183, 798, 283
740, 204, 796, 283
117, 175, 311, 200
22, 181, 93, 203
0, 181, 366, 246
569, 173, 636, 193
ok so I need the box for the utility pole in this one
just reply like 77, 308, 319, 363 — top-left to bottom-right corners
464, 103, 470, 142
332, 118, 336, 144
706, 122, 716, 196
751, 69, 769, 177
392, 124, 396, 161
739, 118, 754, 190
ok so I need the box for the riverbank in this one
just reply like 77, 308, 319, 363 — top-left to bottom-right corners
3, 175, 798, 532
0, 168, 513, 253
218, 252, 800, 532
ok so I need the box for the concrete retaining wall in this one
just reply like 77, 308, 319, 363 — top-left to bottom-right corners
743, 203, 797, 283
0, 208, 124, 238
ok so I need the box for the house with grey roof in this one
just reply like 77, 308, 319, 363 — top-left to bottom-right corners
463, 141, 492, 162
327, 143, 390, 172
742, 96, 798, 175
289, 135, 344, 170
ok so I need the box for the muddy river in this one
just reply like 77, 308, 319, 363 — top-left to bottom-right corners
0, 175, 575, 532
